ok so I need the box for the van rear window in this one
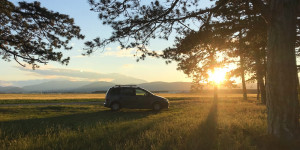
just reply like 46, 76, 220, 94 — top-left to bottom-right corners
109, 88, 121, 95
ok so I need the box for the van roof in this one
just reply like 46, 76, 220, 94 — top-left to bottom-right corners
114, 85, 137, 88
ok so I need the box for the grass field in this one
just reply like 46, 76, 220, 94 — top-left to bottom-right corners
0, 94, 105, 104
0, 93, 299, 150
0, 93, 255, 104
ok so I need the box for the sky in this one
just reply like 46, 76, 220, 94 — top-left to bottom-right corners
1, 0, 204, 85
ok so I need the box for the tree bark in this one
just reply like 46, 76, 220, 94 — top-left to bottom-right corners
257, 82, 260, 101
259, 77, 266, 104
297, 73, 300, 94
266, 0, 299, 139
256, 61, 267, 104
254, 52, 267, 104
240, 57, 248, 100
239, 29, 248, 101
256, 72, 267, 104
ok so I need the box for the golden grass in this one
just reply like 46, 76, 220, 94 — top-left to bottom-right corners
0, 93, 257, 100
156, 93, 257, 98
0, 94, 105, 100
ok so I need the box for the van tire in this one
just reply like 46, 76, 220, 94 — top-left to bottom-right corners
111, 103, 120, 111
153, 102, 161, 111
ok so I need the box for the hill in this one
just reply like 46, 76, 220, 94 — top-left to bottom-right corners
0, 86, 24, 93
73, 81, 115, 93
23, 80, 90, 92
138, 82, 191, 92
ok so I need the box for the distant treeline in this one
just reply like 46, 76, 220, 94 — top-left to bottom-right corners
91, 89, 258, 94
0, 89, 258, 94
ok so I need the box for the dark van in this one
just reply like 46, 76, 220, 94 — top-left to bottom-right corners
104, 85, 169, 111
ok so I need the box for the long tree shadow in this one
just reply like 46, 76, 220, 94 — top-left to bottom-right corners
0, 108, 154, 140
184, 101, 218, 150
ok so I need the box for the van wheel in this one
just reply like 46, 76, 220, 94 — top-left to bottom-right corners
153, 102, 161, 111
111, 103, 120, 111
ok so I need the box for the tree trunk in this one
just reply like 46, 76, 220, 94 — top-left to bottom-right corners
257, 81, 260, 101
239, 29, 248, 101
256, 62, 266, 104
259, 76, 266, 104
240, 58, 248, 101
297, 73, 300, 94
266, 0, 299, 139
254, 52, 267, 104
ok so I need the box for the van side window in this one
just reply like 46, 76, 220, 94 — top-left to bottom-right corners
121, 88, 135, 96
136, 89, 146, 96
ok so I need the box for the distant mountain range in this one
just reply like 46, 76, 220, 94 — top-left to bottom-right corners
23, 80, 91, 92
0, 80, 191, 93
0, 86, 24, 93
0, 73, 147, 87
138, 82, 192, 91
0, 73, 151, 93
0, 71, 259, 93
0, 80, 262, 94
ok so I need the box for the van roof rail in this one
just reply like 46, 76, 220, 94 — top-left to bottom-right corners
114, 85, 137, 87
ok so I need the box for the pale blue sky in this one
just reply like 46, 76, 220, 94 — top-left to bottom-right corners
1, 0, 201, 84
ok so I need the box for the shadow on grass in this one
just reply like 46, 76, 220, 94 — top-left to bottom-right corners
253, 135, 300, 150
0, 109, 155, 139
0, 106, 178, 150
183, 101, 218, 150
0, 108, 18, 113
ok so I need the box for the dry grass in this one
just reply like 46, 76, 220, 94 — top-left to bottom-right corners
0, 94, 105, 100
0, 93, 258, 100
0, 93, 257, 105
157, 93, 257, 98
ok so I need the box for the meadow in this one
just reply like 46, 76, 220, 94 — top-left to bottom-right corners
0, 93, 299, 150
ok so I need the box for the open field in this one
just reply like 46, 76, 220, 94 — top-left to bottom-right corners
0, 93, 258, 100
0, 93, 257, 104
0, 94, 106, 100
0, 94, 299, 150
0, 94, 105, 104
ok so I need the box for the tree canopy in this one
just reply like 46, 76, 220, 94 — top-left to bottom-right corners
85, 0, 267, 84
0, 0, 84, 68
85, 0, 223, 58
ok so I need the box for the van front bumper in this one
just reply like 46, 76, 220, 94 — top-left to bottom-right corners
104, 102, 110, 107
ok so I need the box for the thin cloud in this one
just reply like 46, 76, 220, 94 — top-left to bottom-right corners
16, 67, 146, 84
0, 81, 13, 86
101, 46, 144, 58
72, 55, 85, 58
93, 46, 162, 58
122, 64, 134, 69
103, 49, 139, 57
18, 67, 111, 80
105, 47, 112, 51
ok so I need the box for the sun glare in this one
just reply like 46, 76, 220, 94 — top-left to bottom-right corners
208, 68, 228, 84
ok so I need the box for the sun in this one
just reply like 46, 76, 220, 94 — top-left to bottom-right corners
207, 68, 228, 84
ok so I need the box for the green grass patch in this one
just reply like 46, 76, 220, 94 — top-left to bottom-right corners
0, 96, 299, 150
